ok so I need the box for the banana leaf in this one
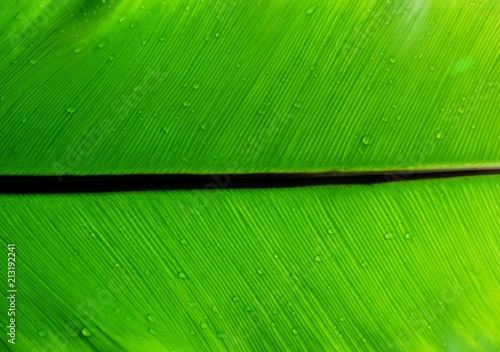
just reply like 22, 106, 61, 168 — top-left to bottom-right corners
1, 0, 499, 175
1, 175, 498, 351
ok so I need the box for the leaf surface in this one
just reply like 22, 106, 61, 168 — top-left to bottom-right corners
0, 0, 499, 174
1, 175, 498, 351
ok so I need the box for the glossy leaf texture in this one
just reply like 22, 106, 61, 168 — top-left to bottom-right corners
0, 175, 498, 351
0, 0, 499, 175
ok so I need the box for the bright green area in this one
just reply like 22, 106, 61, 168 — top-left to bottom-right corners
0, 0, 499, 175
0, 175, 498, 351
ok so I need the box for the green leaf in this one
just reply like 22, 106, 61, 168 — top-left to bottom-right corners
1, 1, 499, 175
1, 175, 498, 350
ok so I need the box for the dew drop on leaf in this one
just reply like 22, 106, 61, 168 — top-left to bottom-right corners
178, 272, 187, 279
200, 322, 208, 329
362, 135, 373, 145
147, 314, 156, 322
292, 327, 301, 335
306, 6, 316, 15
81, 328, 92, 337
38, 330, 47, 338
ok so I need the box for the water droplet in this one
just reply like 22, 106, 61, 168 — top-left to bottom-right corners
293, 102, 302, 109
429, 65, 436, 71
361, 261, 368, 267
97, 41, 107, 48
385, 232, 395, 240
148, 328, 157, 335
193, 83, 200, 89
38, 330, 47, 338
180, 238, 188, 246
290, 273, 298, 281
244, 305, 253, 312
389, 57, 397, 63
81, 328, 92, 337
199, 123, 207, 130
292, 327, 301, 335
178, 272, 187, 279
306, 6, 316, 15
29, 59, 38, 65
327, 228, 335, 235
200, 322, 208, 329
163, 127, 169, 134
457, 107, 465, 114
339, 316, 346, 322
147, 314, 156, 322
159, 37, 167, 42
217, 332, 226, 339
118, 16, 126, 23
114, 263, 121, 268
435, 130, 445, 140
257, 267, 265, 275
130, 21, 138, 28
314, 255, 324, 263
183, 101, 190, 107
362, 135, 373, 145
232, 295, 240, 302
